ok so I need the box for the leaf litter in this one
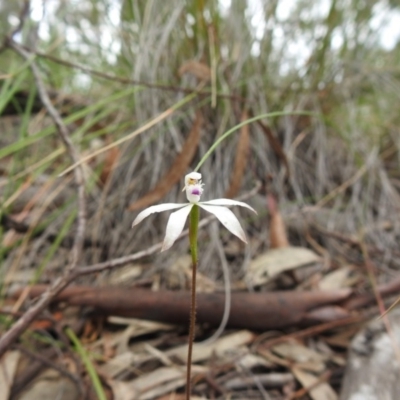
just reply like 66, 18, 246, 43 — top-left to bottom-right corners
4, 125, 400, 399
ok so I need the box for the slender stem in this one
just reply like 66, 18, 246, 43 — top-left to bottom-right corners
186, 204, 199, 400
194, 110, 316, 171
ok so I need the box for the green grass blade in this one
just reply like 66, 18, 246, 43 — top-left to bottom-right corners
0, 86, 142, 159
66, 328, 107, 400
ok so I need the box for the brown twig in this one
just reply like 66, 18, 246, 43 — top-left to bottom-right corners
0, 39, 87, 357
345, 275, 400, 310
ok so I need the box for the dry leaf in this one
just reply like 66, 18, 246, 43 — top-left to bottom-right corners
318, 265, 358, 290
267, 193, 289, 248
272, 342, 327, 372
108, 264, 143, 285
225, 372, 294, 390
107, 317, 174, 341
108, 380, 134, 400
247, 246, 320, 286
225, 109, 250, 198
166, 330, 255, 363
155, 395, 205, 400
178, 60, 211, 81
129, 113, 202, 211
101, 352, 140, 379
237, 352, 274, 370
119, 365, 206, 400
292, 367, 337, 400
0, 350, 20, 400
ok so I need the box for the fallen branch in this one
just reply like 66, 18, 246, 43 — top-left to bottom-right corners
15, 271, 400, 333
16, 285, 352, 330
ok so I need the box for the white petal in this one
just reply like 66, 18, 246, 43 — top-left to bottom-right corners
132, 203, 187, 227
198, 204, 248, 243
162, 204, 193, 251
201, 198, 257, 214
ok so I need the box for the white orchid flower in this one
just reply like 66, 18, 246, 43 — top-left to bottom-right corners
132, 172, 256, 251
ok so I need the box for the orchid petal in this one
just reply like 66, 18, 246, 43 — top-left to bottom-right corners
162, 204, 193, 251
132, 203, 187, 227
198, 204, 248, 243
201, 198, 257, 214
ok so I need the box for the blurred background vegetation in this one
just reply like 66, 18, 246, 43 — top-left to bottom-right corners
1, 0, 400, 284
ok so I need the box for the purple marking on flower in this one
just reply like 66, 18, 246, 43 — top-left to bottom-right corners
191, 187, 201, 195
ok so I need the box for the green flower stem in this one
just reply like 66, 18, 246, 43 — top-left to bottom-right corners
189, 205, 199, 265
186, 204, 199, 400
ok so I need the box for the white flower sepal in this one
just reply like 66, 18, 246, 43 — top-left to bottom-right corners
132, 172, 257, 251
